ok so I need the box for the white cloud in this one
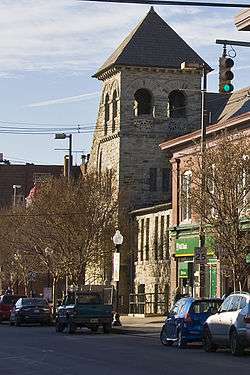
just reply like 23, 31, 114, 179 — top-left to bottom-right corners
25, 91, 99, 107
0, 1, 249, 75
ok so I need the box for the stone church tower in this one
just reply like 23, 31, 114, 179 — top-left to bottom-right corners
87, 8, 211, 310
88, 7, 210, 211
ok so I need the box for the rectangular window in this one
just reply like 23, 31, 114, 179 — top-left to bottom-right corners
165, 215, 170, 259
181, 171, 192, 221
159, 216, 164, 260
162, 168, 170, 192
145, 218, 150, 261
140, 219, 144, 261
154, 216, 158, 260
149, 168, 157, 192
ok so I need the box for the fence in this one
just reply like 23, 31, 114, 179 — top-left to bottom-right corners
129, 293, 168, 316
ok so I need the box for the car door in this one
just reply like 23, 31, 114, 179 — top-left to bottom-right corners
212, 296, 233, 343
165, 299, 186, 339
217, 296, 241, 344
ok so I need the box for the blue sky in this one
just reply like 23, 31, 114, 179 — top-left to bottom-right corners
0, 0, 249, 165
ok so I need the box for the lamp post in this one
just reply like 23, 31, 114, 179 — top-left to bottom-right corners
55, 133, 72, 181
13, 184, 22, 207
112, 230, 123, 314
181, 62, 208, 298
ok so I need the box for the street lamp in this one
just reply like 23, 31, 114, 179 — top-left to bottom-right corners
13, 185, 22, 207
181, 62, 208, 298
55, 133, 72, 181
112, 230, 123, 316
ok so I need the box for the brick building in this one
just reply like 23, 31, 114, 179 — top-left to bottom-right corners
160, 87, 250, 298
0, 163, 63, 208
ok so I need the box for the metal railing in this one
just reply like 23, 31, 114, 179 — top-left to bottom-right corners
129, 293, 168, 316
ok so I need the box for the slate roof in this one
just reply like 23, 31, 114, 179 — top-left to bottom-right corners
94, 7, 212, 78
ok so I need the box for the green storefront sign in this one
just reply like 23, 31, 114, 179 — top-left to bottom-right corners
175, 236, 214, 257
179, 262, 188, 278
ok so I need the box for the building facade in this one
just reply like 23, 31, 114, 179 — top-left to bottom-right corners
160, 90, 250, 298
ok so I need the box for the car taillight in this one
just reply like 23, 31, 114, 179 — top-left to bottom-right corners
244, 315, 250, 324
184, 313, 192, 323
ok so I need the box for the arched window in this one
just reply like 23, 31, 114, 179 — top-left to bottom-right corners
104, 93, 109, 135
112, 90, 117, 132
168, 90, 186, 118
134, 89, 152, 116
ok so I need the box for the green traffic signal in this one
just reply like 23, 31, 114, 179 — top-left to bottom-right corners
223, 83, 234, 93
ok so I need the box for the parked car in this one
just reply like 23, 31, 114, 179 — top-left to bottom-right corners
160, 297, 222, 348
203, 292, 250, 356
0, 294, 26, 323
56, 291, 113, 334
9, 298, 52, 326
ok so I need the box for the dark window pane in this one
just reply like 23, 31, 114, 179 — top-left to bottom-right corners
134, 89, 152, 116
149, 168, 157, 192
145, 218, 150, 261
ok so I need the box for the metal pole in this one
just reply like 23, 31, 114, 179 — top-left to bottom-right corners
13, 186, 16, 207
199, 65, 208, 298
68, 134, 72, 181
116, 244, 120, 312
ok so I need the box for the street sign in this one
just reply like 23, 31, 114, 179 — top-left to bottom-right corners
113, 253, 120, 282
194, 247, 207, 264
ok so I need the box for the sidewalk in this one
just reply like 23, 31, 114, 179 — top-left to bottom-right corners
113, 315, 165, 335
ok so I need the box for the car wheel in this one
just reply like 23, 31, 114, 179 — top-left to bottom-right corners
103, 323, 112, 334
230, 329, 244, 356
203, 326, 217, 352
55, 321, 64, 333
91, 325, 99, 333
177, 329, 186, 349
160, 326, 174, 346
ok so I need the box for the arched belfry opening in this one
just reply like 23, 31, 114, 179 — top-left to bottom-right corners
112, 90, 118, 132
134, 88, 152, 116
104, 93, 110, 135
168, 90, 186, 118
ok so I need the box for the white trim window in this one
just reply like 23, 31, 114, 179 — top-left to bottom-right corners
181, 170, 192, 222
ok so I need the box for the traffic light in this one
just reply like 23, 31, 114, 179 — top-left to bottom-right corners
219, 56, 234, 93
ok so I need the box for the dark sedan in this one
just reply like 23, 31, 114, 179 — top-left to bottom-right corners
10, 298, 52, 326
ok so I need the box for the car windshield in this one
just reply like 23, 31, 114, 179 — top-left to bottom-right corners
191, 300, 222, 314
22, 298, 48, 307
77, 294, 101, 305
2, 295, 24, 305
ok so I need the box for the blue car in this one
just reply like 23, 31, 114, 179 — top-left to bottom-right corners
160, 297, 222, 348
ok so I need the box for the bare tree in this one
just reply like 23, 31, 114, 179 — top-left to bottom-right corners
185, 132, 250, 291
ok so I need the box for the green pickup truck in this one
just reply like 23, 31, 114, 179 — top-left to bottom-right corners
55, 291, 113, 334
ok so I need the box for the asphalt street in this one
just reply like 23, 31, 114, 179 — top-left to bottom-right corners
0, 323, 249, 375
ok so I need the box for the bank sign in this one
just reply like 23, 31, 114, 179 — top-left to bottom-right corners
175, 236, 214, 257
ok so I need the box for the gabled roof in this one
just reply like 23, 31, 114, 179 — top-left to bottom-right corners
94, 7, 212, 78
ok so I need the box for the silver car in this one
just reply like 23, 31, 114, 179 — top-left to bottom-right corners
203, 292, 250, 356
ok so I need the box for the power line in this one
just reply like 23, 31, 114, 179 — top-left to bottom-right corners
79, 0, 250, 9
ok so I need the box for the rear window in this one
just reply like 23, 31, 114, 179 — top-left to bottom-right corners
77, 294, 101, 305
22, 298, 48, 307
191, 300, 222, 314
2, 295, 24, 305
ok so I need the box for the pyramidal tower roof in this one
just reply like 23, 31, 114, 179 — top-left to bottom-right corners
94, 7, 211, 78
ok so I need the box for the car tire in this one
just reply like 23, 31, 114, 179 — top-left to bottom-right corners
55, 321, 64, 333
160, 326, 174, 346
91, 325, 99, 333
177, 329, 186, 349
103, 323, 112, 334
230, 329, 244, 356
203, 326, 217, 352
